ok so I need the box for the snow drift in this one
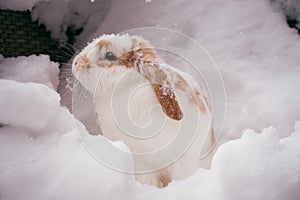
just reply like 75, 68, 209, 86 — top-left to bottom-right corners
0, 55, 299, 200
0, 0, 43, 11
0, 0, 300, 199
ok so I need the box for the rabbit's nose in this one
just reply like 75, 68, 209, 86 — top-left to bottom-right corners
74, 54, 91, 72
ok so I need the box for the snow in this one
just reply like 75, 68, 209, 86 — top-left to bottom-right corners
0, 55, 136, 199
273, 0, 300, 28
88, 0, 300, 142
0, 0, 43, 11
135, 125, 300, 200
0, 79, 61, 134
0, 0, 111, 41
0, 60, 299, 198
0, 55, 59, 90
213, 126, 300, 200
0, 128, 136, 200
31, 0, 111, 41
0, 0, 300, 199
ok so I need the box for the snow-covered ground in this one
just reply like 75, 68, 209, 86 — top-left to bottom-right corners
0, 55, 299, 199
0, 0, 42, 11
0, 0, 110, 40
273, 0, 300, 29
87, 0, 300, 141
0, 0, 300, 199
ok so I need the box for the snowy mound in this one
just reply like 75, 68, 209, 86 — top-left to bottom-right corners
0, 56, 299, 199
0, 55, 136, 200
0, 0, 300, 199
0, 55, 59, 90
274, 0, 300, 29
0, 0, 42, 11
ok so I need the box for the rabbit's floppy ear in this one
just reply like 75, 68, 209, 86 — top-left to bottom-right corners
135, 48, 183, 121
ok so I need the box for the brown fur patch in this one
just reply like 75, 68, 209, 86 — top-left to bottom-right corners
96, 40, 113, 49
110, 50, 136, 68
111, 47, 157, 69
157, 173, 172, 188
174, 73, 207, 113
96, 40, 118, 68
153, 83, 183, 120
139, 55, 183, 121
174, 74, 188, 90
76, 54, 91, 72
138, 48, 183, 120
193, 90, 207, 113
131, 38, 138, 50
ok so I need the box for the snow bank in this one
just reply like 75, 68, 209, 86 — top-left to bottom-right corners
0, 55, 59, 90
0, 80, 59, 132
211, 126, 300, 200
88, 0, 300, 142
0, 90, 299, 200
135, 124, 300, 200
0, 55, 136, 200
0, 51, 299, 199
0, 0, 44, 11
273, 0, 300, 28
0, 127, 136, 200
0, 55, 69, 136
0, 0, 111, 41
31, 0, 111, 40
0, 0, 300, 199
2, 0, 300, 44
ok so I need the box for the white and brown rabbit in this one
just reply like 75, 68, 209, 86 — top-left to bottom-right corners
72, 34, 215, 188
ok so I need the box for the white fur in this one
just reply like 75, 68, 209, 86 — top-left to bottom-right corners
72, 34, 215, 187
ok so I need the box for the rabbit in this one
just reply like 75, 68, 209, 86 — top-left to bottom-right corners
72, 34, 216, 188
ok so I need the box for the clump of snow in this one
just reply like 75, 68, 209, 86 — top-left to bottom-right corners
0, 80, 60, 131
0, 0, 111, 41
0, 83, 299, 199
0, 55, 71, 136
0, 55, 136, 200
31, 0, 111, 41
273, 0, 300, 28
0, 126, 136, 200
135, 124, 300, 200
211, 126, 300, 200
0, 0, 300, 199
0, 0, 44, 11
0, 55, 59, 90
0, 55, 299, 199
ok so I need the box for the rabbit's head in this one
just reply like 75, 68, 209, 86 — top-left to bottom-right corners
72, 34, 183, 121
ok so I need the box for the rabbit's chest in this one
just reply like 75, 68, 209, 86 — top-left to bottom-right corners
94, 70, 169, 141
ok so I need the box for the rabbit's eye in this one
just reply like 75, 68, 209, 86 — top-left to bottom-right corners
105, 52, 117, 61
